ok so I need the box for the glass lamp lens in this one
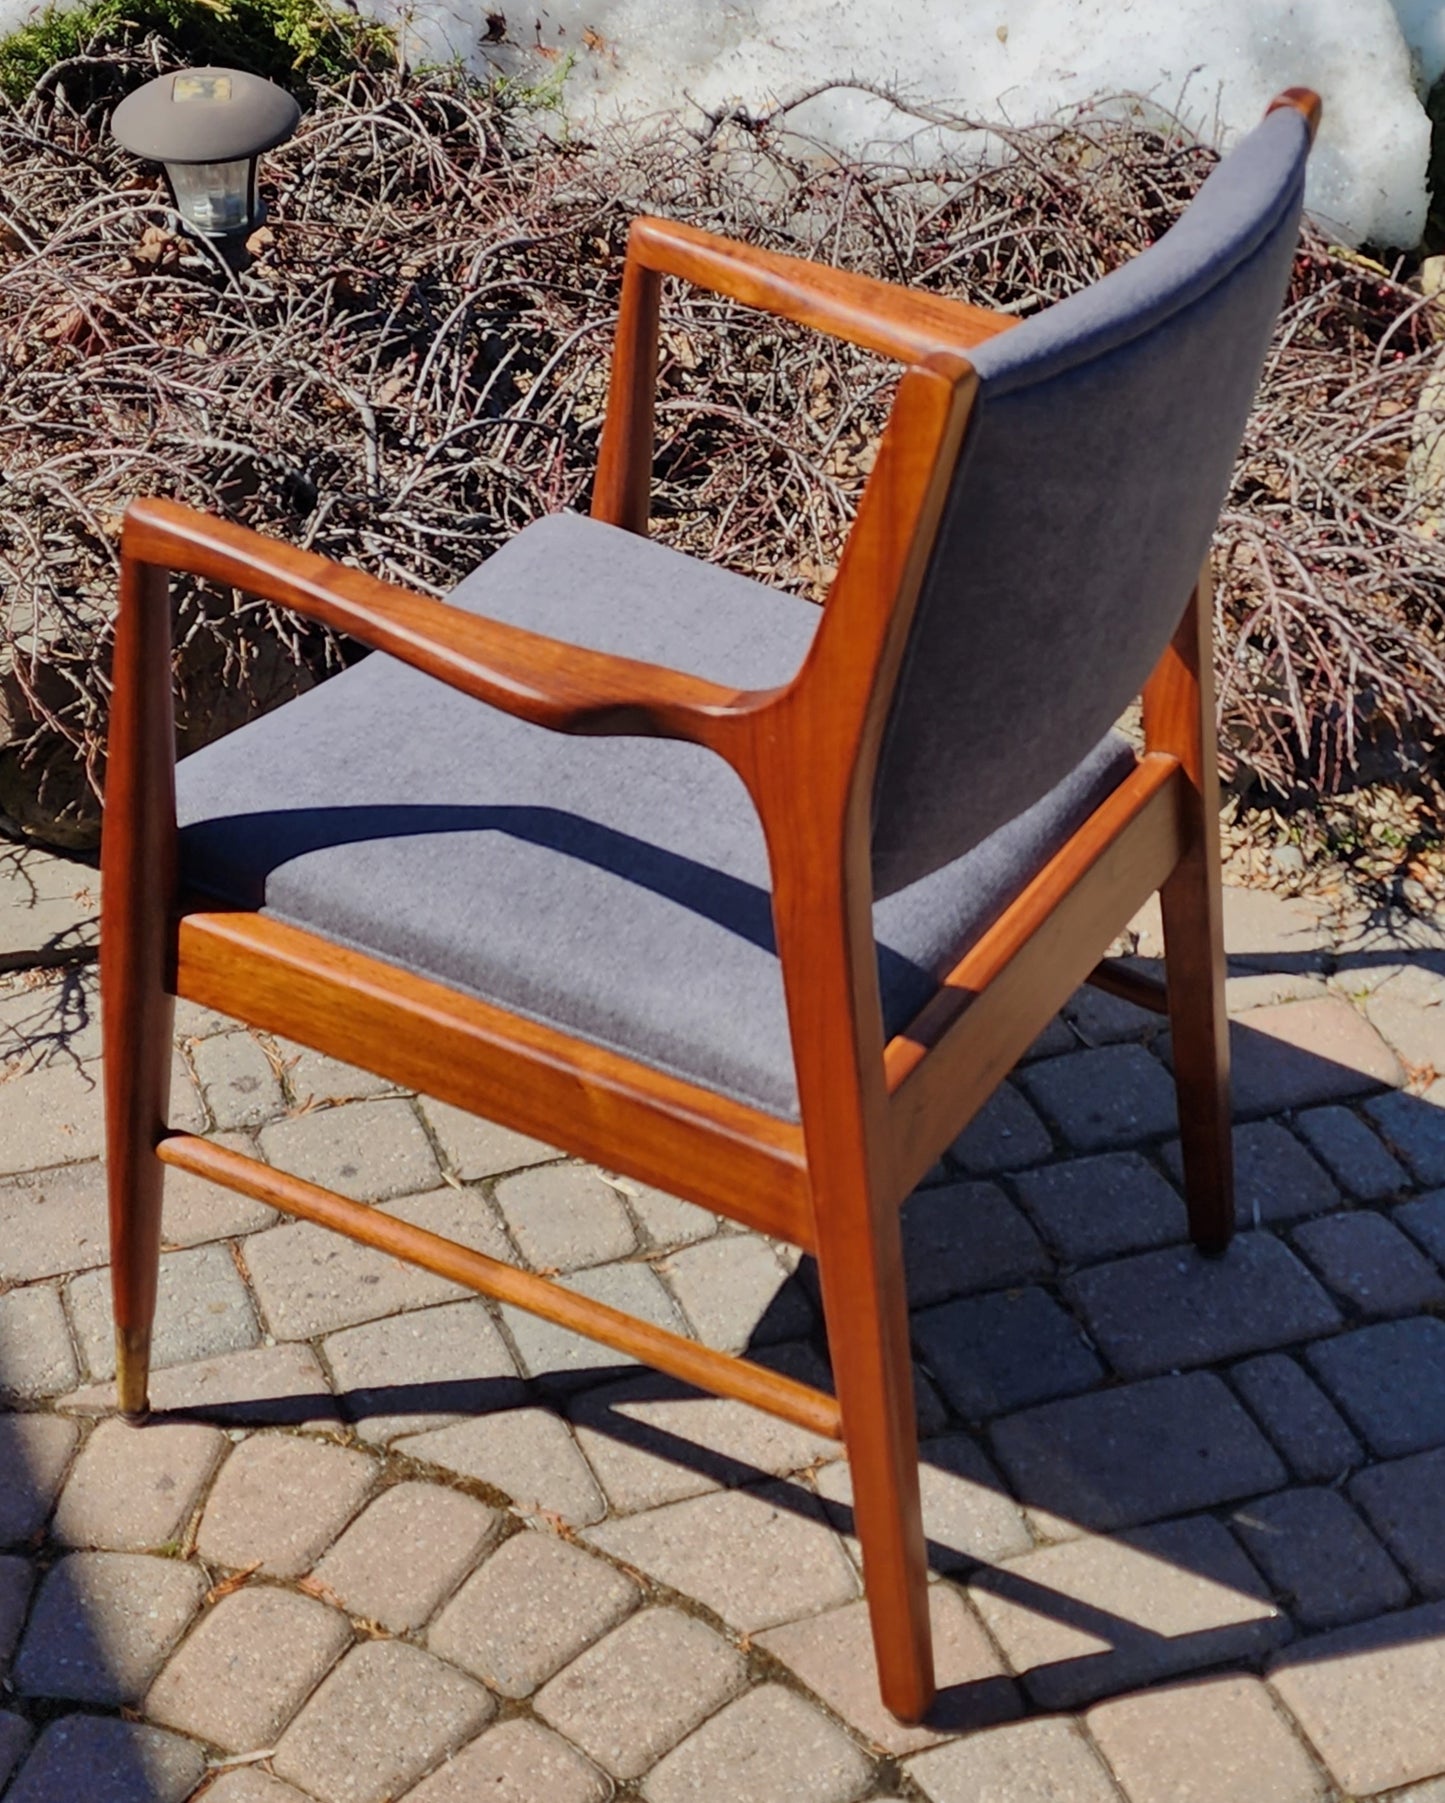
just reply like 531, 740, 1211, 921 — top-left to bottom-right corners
166, 158, 251, 235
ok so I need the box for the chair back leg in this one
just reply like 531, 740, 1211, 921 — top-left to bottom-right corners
814, 1182, 935, 1722
1146, 566, 1234, 1253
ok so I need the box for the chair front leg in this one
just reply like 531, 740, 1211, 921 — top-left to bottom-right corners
1145, 565, 1234, 1253
102, 550, 179, 1420
814, 1180, 934, 1721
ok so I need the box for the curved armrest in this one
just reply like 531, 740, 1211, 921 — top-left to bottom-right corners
122, 499, 776, 761
629, 215, 1017, 363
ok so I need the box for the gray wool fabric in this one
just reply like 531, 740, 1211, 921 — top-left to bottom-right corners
871, 105, 1310, 892
175, 109, 1306, 1119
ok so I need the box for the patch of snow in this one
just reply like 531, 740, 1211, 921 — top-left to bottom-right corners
379, 0, 1435, 249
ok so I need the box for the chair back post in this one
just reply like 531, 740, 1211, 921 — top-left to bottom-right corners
101, 539, 180, 1415
592, 236, 662, 535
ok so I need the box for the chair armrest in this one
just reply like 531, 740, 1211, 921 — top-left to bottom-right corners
629, 216, 1018, 362
592, 215, 1014, 532
122, 499, 775, 760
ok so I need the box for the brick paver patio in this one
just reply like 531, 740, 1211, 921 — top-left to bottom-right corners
2, 838, 1445, 1800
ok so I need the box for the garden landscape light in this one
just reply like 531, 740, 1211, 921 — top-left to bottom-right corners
111, 67, 300, 239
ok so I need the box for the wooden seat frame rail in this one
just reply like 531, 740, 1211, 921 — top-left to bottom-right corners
105, 89, 1319, 1727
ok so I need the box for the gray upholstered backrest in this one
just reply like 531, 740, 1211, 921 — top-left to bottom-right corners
870, 107, 1309, 897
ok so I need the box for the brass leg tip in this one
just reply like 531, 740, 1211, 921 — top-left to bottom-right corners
118, 1406, 151, 1427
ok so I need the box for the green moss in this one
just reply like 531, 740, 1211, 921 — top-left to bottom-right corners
0, 0, 394, 105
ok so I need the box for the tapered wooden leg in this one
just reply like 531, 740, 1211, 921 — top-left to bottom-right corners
815, 1201, 935, 1723
1144, 564, 1234, 1253
102, 548, 179, 1422
1160, 832, 1233, 1252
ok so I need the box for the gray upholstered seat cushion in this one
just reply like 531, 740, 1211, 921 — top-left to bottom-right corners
177, 512, 1134, 1118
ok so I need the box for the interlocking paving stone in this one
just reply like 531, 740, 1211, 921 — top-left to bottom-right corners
1022, 1014, 1077, 1060
642, 1683, 873, 1803
493, 1164, 637, 1270
259, 1098, 442, 1201
378, 1182, 522, 1256
1395, 1188, 1445, 1266
815, 1433, 1032, 1572
1229, 1486, 1410, 1628
653, 1231, 815, 1352
159, 1151, 278, 1246
15, 1551, 206, 1703
83, 1341, 341, 1427
1268, 1601, 1445, 1796
989, 1371, 1287, 1536
536, 1605, 749, 1778
587, 1482, 859, 1632
1292, 1211, 1445, 1315
1305, 1317, 1445, 1456
1063, 985, 1160, 1045
396, 1406, 607, 1526
282, 1043, 398, 1104
1227, 999, 1403, 1115
913, 1287, 1104, 1420
200, 1773, 316, 1803
272, 1639, 494, 1803
612, 1175, 718, 1249
1229, 1353, 1363, 1483
1085, 1673, 1329, 1803
568, 1372, 840, 1515
0, 1412, 77, 1544
405, 1718, 610, 1803
0, 1161, 110, 1281
1011, 1152, 1187, 1262
323, 1299, 523, 1443
145, 1583, 353, 1752
0, 1060, 106, 1174
1063, 1234, 1341, 1379
51, 1417, 225, 1550
1164, 1121, 1341, 1229
416, 1095, 559, 1178
758, 1585, 1020, 1757
1293, 1105, 1409, 1201
969, 1515, 1285, 1708
1350, 1447, 1445, 1595
190, 1030, 286, 1129
0, 1713, 31, 1791
1016, 1044, 1178, 1151
67, 1243, 260, 1380
1362, 962, 1445, 1069
1365, 1083, 1445, 1186
1227, 971, 1331, 1010
503, 1259, 692, 1390
197, 1432, 377, 1578
0, 1285, 77, 1398
310, 1480, 501, 1631
899, 1181, 1050, 1304
243, 1216, 472, 1340
0, 1555, 33, 1668
949, 1083, 1053, 1174
907, 1717, 1119, 1803
429, 1528, 640, 1697
4, 1715, 205, 1803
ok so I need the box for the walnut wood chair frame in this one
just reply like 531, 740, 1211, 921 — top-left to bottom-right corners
103, 89, 1318, 1726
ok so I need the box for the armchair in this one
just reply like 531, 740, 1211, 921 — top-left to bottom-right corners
103, 89, 1319, 1723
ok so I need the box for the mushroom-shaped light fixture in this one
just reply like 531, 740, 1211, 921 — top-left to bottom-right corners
111, 67, 300, 238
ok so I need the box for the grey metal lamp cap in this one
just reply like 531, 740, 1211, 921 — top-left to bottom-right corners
111, 67, 301, 164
